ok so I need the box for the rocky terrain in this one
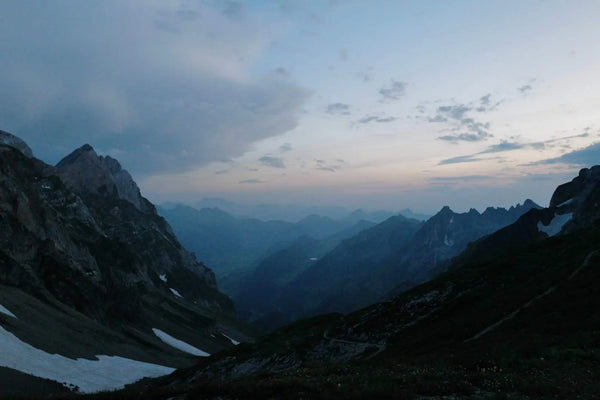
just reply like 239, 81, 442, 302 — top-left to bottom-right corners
0, 131, 255, 395
100, 165, 600, 400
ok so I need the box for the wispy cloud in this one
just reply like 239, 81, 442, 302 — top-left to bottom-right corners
259, 156, 286, 168
357, 115, 397, 124
326, 102, 351, 115
431, 175, 492, 182
439, 133, 591, 165
438, 154, 483, 165
428, 103, 492, 143
239, 178, 265, 184
530, 142, 600, 166
518, 84, 532, 95
315, 159, 344, 172
279, 143, 292, 153
379, 80, 406, 102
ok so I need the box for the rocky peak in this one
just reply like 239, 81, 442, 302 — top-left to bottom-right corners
0, 130, 33, 158
56, 144, 153, 213
550, 166, 600, 208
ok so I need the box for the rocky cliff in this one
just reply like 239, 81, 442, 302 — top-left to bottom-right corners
0, 131, 254, 394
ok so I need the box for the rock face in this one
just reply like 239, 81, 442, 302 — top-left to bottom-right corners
456, 166, 600, 265
0, 130, 33, 158
0, 132, 253, 394
56, 144, 154, 213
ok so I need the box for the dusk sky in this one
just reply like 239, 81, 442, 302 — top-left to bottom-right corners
1, 1, 599, 213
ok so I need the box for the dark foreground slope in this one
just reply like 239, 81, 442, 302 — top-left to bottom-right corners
0, 131, 255, 395
90, 166, 600, 399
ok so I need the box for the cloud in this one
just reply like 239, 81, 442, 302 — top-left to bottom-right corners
239, 178, 265, 184
479, 94, 491, 107
326, 103, 351, 115
379, 80, 406, 101
481, 142, 525, 153
518, 84, 532, 94
214, 169, 229, 175
272, 67, 291, 77
438, 134, 592, 165
259, 156, 286, 168
357, 115, 397, 124
279, 143, 292, 153
431, 175, 492, 182
437, 105, 471, 120
315, 159, 344, 172
438, 155, 482, 165
221, 1, 247, 20
532, 142, 600, 166
430, 102, 492, 143
0, 2, 309, 175
438, 130, 491, 143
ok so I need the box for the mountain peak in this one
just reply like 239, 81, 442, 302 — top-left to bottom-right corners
0, 130, 33, 158
56, 145, 153, 213
549, 165, 600, 208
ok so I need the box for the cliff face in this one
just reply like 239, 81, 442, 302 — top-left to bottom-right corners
1, 138, 231, 318
0, 131, 253, 394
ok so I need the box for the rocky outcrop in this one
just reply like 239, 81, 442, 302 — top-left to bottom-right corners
0, 129, 33, 158
56, 144, 154, 213
0, 131, 252, 393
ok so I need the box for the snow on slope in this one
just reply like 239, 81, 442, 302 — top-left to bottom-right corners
0, 325, 174, 393
170, 288, 183, 298
152, 328, 210, 357
222, 333, 240, 345
538, 213, 573, 236
0, 304, 17, 318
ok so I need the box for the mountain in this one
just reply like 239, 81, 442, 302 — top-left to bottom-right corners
157, 204, 379, 277
456, 166, 600, 265
260, 199, 539, 325
124, 166, 600, 399
226, 219, 376, 331
191, 198, 397, 223
0, 132, 254, 395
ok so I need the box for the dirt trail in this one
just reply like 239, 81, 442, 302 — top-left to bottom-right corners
322, 330, 386, 359
466, 249, 599, 342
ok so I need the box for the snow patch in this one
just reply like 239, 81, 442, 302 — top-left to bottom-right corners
0, 304, 16, 318
152, 328, 210, 357
0, 325, 173, 393
538, 212, 573, 236
170, 288, 182, 298
309, 257, 318, 261
222, 333, 240, 345
443, 234, 454, 246
558, 198, 574, 207
159, 274, 167, 282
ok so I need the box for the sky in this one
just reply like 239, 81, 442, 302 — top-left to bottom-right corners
1, 0, 599, 214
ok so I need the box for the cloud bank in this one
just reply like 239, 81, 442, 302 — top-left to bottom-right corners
0, 1, 309, 175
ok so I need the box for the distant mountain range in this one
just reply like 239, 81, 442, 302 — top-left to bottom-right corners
129, 166, 600, 399
157, 204, 380, 278
231, 199, 539, 330
176, 197, 431, 223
